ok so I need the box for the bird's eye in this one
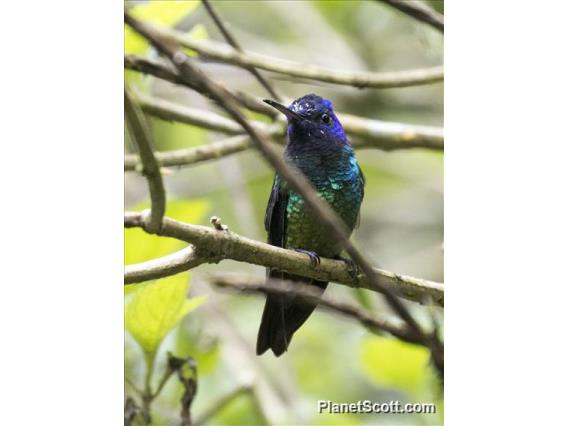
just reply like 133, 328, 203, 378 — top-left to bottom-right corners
321, 113, 331, 124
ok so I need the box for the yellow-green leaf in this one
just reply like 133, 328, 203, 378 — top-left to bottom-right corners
360, 335, 430, 395
125, 272, 206, 355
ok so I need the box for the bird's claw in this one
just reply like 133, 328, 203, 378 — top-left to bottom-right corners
294, 249, 321, 267
335, 255, 359, 278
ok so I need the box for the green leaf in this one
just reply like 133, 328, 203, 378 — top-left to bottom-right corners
360, 335, 431, 395
125, 272, 206, 355
125, 199, 209, 265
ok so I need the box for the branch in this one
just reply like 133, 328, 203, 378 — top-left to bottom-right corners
378, 0, 444, 33
123, 95, 442, 172
125, 54, 277, 117
140, 25, 443, 89
125, 57, 443, 150
124, 12, 443, 376
201, 0, 282, 101
125, 135, 255, 171
124, 212, 444, 307
124, 245, 206, 283
136, 93, 245, 134
212, 274, 422, 345
124, 90, 165, 233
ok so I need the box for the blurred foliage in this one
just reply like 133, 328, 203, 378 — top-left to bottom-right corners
360, 335, 432, 395
124, 1, 443, 425
175, 316, 221, 376
124, 0, 200, 55
125, 272, 205, 357
125, 1, 207, 86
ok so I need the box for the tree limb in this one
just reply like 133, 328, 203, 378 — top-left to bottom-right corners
124, 245, 206, 283
125, 135, 256, 171
125, 54, 277, 117
211, 273, 421, 345
377, 0, 444, 33
123, 95, 442, 172
124, 90, 165, 233
135, 94, 443, 150
141, 24, 443, 89
124, 211, 444, 307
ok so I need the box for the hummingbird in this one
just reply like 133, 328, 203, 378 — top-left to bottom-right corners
257, 94, 365, 356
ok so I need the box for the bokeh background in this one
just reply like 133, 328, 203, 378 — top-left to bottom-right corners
125, 1, 443, 425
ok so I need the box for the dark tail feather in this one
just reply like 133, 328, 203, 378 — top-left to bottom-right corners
256, 272, 328, 356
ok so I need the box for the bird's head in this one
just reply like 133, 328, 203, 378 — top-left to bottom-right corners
263, 94, 347, 147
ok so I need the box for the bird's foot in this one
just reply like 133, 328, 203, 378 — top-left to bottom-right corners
335, 255, 359, 279
294, 248, 321, 267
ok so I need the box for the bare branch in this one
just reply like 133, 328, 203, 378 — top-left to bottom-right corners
377, 0, 444, 33
124, 212, 444, 307
201, 0, 282, 101
125, 135, 254, 171
126, 57, 443, 150
212, 274, 422, 344
124, 90, 165, 233
137, 93, 244, 134
125, 54, 277, 117
123, 96, 442, 172
141, 24, 443, 89
342, 113, 443, 151
124, 12, 443, 376
124, 245, 206, 283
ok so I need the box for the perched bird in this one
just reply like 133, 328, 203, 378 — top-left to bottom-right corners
257, 94, 365, 356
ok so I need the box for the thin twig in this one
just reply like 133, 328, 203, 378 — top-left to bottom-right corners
124, 12, 443, 377
124, 397, 140, 426
125, 377, 144, 399
124, 90, 165, 233
169, 354, 198, 426
212, 274, 421, 345
201, 0, 282, 101
377, 0, 444, 33
138, 24, 443, 89
124, 212, 444, 307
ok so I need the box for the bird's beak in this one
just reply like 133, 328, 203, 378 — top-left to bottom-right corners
263, 99, 304, 121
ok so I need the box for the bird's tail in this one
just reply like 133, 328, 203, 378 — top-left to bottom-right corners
256, 271, 328, 356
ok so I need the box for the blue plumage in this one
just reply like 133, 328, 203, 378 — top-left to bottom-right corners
257, 94, 365, 356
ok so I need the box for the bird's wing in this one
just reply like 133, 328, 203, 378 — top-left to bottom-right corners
355, 163, 365, 228
358, 163, 366, 200
264, 174, 288, 247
